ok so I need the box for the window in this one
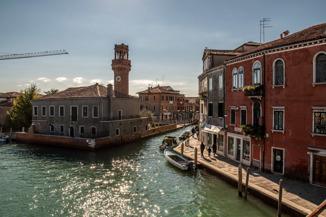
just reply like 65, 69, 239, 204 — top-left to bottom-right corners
118, 110, 122, 120
242, 140, 250, 161
80, 126, 85, 134
240, 108, 247, 126
313, 109, 326, 134
42, 106, 46, 117
203, 57, 209, 70
91, 126, 96, 135
315, 53, 326, 83
145, 96, 149, 101
116, 128, 120, 136
93, 106, 99, 118
134, 126, 137, 133
161, 96, 164, 101
71, 106, 78, 122
218, 134, 224, 153
228, 136, 234, 155
50, 124, 54, 132
253, 61, 261, 84
154, 96, 156, 101
218, 74, 223, 90
218, 102, 224, 118
230, 108, 236, 125
232, 68, 238, 89
238, 67, 244, 88
274, 59, 284, 86
140, 96, 143, 101
82, 106, 88, 118
209, 77, 213, 91
49, 106, 55, 117
33, 106, 38, 116
166, 96, 168, 101
60, 125, 64, 134
208, 103, 213, 117
59, 106, 65, 117
273, 108, 284, 131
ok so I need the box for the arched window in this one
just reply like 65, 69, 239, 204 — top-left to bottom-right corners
315, 53, 326, 83
253, 62, 261, 84
238, 67, 244, 88
232, 68, 238, 89
274, 59, 284, 86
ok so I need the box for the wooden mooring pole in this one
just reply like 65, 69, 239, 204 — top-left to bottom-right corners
244, 167, 250, 200
194, 147, 198, 170
307, 199, 326, 217
277, 179, 283, 217
238, 163, 243, 197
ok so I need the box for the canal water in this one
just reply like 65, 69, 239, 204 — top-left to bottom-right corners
0, 126, 290, 217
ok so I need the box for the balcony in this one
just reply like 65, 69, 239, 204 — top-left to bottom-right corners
242, 85, 264, 99
241, 124, 264, 139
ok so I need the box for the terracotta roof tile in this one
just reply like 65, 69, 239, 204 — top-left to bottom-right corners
137, 85, 179, 94
0, 92, 20, 98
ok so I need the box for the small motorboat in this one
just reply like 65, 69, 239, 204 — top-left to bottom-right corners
0, 136, 10, 144
164, 149, 193, 171
179, 130, 191, 140
159, 136, 179, 150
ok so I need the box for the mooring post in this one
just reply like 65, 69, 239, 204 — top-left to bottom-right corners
307, 199, 326, 217
277, 179, 283, 217
244, 167, 250, 200
181, 142, 184, 156
238, 163, 243, 197
194, 147, 198, 170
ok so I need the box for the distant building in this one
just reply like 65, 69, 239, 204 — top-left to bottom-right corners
0, 92, 20, 127
29, 44, 149, 148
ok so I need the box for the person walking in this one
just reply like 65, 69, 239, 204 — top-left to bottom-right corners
200, 142, 205, 157
212, 142, 217, 157
208, 145, 212, 158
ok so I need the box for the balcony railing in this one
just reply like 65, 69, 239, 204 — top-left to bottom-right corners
242, 85, 264, 97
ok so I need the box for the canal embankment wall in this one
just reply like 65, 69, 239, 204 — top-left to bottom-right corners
16, 123, 192, 150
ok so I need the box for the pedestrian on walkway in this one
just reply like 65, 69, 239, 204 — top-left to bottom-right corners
212, 142, 217, 157
207, 145, 211, 157
200, 142, 205, 157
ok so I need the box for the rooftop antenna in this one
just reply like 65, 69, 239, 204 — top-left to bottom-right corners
260, 18, 272, 43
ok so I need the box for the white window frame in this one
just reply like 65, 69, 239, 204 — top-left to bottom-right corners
41, 106, 46, 117
273, 58, 285, 88
313, 51, 326, 86
238, 67, 244, 89
79, 125, 85, 135
49, 124, 54, 132
33, 106, 38, 116
232, 68, 238, 89
218, 74, 223, 90
271, 147, 285, 175
49, 105, 55, 117
59, 105, 65, 117
230, 106, 236, 125
272, 106, 285, 133
70, 105, 78, 122
92, 105, 99, 118
312, 106, 326, 136
240, 106, 247, 126
252, 61, 262, 85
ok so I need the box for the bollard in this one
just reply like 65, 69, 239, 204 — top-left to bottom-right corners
238, 163, 243, 197
244, 167, 250, 200
277, 179, 283, 217
194, 147, 198, 170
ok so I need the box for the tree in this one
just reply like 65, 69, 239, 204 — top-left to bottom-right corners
44, 88, 59, 95
140, 109, 155, 123
4, 84, 40, 131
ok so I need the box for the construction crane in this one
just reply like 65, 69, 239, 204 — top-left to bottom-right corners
0, 49, 68, 60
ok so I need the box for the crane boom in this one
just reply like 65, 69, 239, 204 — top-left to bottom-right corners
0, 49, 68, 60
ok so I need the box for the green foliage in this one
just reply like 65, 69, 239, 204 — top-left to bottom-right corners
242, 85, 261, 92
44, 88, 59, 95
241, 124, 264, 139
4, 84, 40, 131
140, 109, 155, 123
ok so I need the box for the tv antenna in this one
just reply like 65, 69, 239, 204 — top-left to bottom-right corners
260, 18, 272, 43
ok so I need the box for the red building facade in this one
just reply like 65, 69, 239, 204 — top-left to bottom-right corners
224, 23, 326, 184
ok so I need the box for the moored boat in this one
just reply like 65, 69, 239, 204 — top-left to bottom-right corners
178, 130, 191, 140
164, 149, 193, 171
159, 136, 179, 150
0, 136, 10, 144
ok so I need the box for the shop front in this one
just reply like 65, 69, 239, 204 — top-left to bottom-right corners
226, 132, 251, 166
200, 124, 224, 155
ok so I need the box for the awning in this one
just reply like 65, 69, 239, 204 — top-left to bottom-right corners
201, 124, 223, 135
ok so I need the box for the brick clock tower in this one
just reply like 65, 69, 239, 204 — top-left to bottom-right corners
111, 43, 131, 97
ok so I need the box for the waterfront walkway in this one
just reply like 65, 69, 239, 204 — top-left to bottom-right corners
173, 136, 326, 217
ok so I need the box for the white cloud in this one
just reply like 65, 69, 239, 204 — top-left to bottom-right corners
56, 77, 67, 82
90, 79, 102, 84
37, 77, 51, 83
73, 77, 84, 84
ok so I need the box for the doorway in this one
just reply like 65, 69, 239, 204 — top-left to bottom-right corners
313, 155, 326, 186
273, 148, 284, 174
69, 126, 75, 137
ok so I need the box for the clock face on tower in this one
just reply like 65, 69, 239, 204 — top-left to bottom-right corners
116, 76, 121, 82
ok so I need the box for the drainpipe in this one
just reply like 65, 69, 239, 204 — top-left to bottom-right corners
262, 52, 266, 171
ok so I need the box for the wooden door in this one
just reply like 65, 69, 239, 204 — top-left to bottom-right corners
313, 155, 326, 186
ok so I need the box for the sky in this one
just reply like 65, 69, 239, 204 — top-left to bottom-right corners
0, 0, 325, 97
